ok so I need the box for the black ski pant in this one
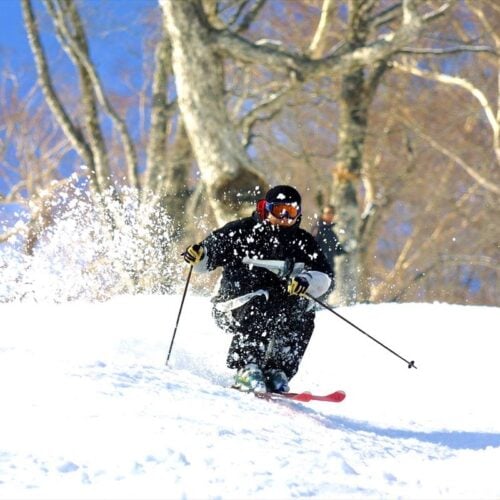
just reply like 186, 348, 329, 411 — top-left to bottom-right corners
213, 293, 315, 380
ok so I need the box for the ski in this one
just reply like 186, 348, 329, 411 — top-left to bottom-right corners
264, 390, 346, 403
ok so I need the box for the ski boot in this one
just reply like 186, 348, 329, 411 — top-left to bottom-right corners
233, 364, 267, 394
265, 369, 290, 393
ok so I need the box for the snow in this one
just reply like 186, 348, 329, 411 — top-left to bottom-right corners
1, 294, 499, 499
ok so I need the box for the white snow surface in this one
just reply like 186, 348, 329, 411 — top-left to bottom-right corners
1, 295, 499, 499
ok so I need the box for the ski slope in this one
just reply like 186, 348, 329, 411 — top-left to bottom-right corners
1, 295, 499, 499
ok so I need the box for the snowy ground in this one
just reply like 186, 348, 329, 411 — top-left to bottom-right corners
1, 294, 499, 499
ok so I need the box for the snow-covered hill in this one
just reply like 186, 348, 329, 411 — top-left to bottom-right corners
1, 295, 499, 499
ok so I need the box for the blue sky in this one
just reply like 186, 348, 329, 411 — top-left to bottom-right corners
0, 1, 28, 54
0, 0, 160, 226
0, 0, 35, 85
0, 0, 26, 226
0, 0, 160, 89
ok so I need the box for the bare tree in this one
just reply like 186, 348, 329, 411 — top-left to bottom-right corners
357, 0, 500, 305
4, 0, 497, 305
161, 0, 484, 303
162, 0, 268, 223
21, 0, 108, 192
0, 70, 73, 253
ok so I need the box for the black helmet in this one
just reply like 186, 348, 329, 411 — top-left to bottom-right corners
265, 185, 302, 205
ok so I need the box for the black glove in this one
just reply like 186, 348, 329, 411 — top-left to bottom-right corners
183, 244, 205, 265
287, 275, 310, 296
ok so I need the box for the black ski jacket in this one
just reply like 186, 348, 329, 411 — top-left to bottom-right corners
310, 220, 346, 269
199, 213, 333, 302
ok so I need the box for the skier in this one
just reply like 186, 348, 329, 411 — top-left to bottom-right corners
310, 205, 346, 286
183, 185, 333, 394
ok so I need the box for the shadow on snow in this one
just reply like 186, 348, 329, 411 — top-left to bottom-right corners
296, 405, 500, 451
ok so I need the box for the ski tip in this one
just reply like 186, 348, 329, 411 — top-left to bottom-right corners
328, 390, 346, 402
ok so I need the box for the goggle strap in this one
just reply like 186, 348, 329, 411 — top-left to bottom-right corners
256, 199, 267, 220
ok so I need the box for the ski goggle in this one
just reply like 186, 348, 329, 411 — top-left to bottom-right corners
265, 201, 301, 220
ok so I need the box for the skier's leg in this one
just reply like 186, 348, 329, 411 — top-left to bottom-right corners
223, 295, 277, 371
265, 297, 316, 380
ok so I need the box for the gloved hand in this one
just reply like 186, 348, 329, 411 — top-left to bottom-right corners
287, 275, 310, 296
183, 244, 205, 265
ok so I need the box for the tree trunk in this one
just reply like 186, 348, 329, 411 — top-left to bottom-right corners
48, 0, 110, 193
145, 33, 171, 195
330, 0, 378, 305
21, 0, 97, 187
45, 0, 137, 190
160, 0, 266, 224
162, 120, 192, 235
331, 68, 369, 305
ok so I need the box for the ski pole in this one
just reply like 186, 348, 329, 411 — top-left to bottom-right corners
306, 294, 417, 369
166, 265, 193, 366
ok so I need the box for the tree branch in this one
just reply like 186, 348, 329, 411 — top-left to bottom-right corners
214, 0, 446, 80
443, 254, 500, 271
45, 0, 138, 188
44, 0, 111, 192
235, 0, 267, 33
399, 45, 497, 55
394, 60, 500, 166
367, 2, 402, 30
21, 0, 94, 179
406, 117, 500, 195
308, 0, 335, 59
238, 80, 297, 147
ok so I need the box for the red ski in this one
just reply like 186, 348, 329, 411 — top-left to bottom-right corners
259, 390, 346, 403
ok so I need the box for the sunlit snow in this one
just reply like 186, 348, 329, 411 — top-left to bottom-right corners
1, 294, 499, 499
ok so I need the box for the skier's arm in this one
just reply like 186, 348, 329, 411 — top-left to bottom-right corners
289, 231, 334, 297
182, 243, 211, 272
192, 219, 246, 271
288, 270, 331, 297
